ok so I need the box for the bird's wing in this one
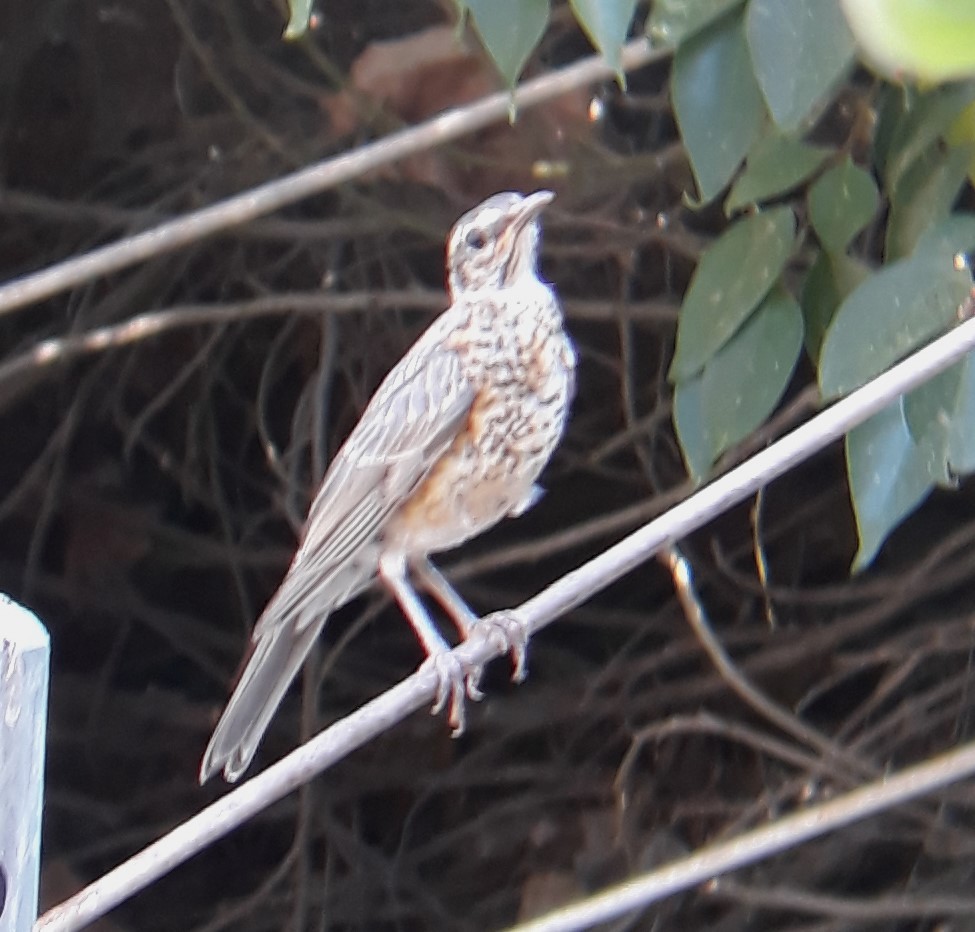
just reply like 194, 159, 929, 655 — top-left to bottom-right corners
201, 334, 475, 782
254, 334, 475, 636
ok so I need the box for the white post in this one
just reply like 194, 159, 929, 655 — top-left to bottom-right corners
0, 595, 50, 932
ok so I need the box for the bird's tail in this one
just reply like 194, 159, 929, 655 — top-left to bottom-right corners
199, 615, 325, 784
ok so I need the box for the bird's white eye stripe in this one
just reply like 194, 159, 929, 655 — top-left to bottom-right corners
479, 207, 502, 226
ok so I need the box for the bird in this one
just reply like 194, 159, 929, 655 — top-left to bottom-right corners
199, 190, 576, 783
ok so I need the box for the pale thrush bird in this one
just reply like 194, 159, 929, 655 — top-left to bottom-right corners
200, 190, 576, 783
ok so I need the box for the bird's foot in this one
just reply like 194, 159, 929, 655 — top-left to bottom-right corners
421, 651, 484, 736
472, 610, 530, 683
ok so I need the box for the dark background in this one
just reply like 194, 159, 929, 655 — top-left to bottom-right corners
4, 1, 975, 929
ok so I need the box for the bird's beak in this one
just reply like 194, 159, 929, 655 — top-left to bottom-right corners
497, 190, 554, 286
509, 190, 555, 230
502, 190, 554, 250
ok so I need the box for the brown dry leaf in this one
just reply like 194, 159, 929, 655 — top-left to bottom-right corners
324, 25, 595, 199
325, 26, 495, 136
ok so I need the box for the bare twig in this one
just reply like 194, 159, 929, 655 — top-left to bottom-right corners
507, 738, 975, 932
0, 39, 662, 317
35, 301, 975, 931
0, 292, 663, 397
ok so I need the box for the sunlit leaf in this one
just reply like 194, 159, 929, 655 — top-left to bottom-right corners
725, 133, 832, 214
284, 0, 314, 38
807, 157, 880, 255
669, 206, 796, 380
746, 0, 855, 131
841, 0, 975, 82
672, 13, 765, 203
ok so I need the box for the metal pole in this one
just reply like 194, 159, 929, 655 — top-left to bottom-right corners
0, 595, 50, 932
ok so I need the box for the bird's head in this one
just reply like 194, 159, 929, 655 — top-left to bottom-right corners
446, 190, 554, 298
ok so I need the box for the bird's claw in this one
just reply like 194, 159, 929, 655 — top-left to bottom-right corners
473, 610, 530, 683
421, 651, 484, 736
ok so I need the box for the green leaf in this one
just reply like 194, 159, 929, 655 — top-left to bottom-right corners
467, 0, 549, 86
725, 133, 832, 214
701, 287, 804, 460
746, 0, 855, 131
876, 82, 975, 191
841, 0, 975, 81
819, 256, 967, 398
570, 0, 639, 77
839, 212, 975, 570
872, 84, 909, 182
673, 375, 712, 482
903, 363, 963, 485
913, 213, 975, 256
669, 206, 796, 380
885, 141, 973, 260
672, 13, 766, 203
800, 252, 870, 364
846, 402, 935, 570
945, 357, 975, 473
904, 353, 975, 481
819, 215, 975, 398
284, 0, 314, 38
807, 158, 880, 255
647, 0, 745, 46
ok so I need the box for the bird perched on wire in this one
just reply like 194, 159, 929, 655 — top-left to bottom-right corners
200, 190, 576, 783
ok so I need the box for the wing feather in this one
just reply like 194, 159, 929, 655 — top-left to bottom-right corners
254, 333, 475, 635
202, 332, 476, 781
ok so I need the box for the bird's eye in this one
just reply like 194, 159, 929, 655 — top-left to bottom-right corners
465, 229, 488, 250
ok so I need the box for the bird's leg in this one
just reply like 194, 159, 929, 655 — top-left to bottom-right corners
412, 557, 479, 635
410, 557, 485, 699
377, 553, 481, 735
414, 557, 529, 683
